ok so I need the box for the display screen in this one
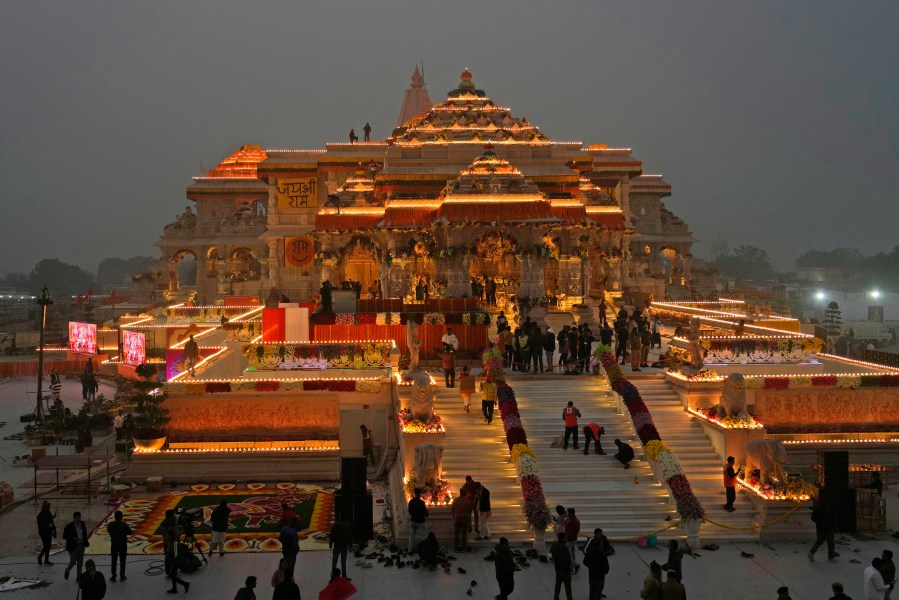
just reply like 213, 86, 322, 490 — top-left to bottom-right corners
68, 322, 97, 354
122, 330, 146, 366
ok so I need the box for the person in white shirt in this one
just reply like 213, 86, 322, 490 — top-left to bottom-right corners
441, 328, 459, 351
865, 557, 891, 600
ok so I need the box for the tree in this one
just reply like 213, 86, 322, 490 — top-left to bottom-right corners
27, 259, 96, 295
823, 301, 842, 337
796, 247, 863, 269
97, 256, 159, 287
713, 245, 775, 281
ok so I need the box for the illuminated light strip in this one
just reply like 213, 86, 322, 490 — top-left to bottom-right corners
167, 346, 228, 382
248, 339, 395, 346
125, 324, 218, 329
550, 201, 586, 207
191, 176, 260, 181
671, 335, 814, 342
585, 207, 624, 213
169, 326, 221, 349
736, 478, 811, 502
442, 194, 546, 202
318, 207, 386, 215
264, 149, 328, 153
394, 372, 437, 386
134, 445, 340, 455
165, 304, 261, 310
167, 375, 385, 384
686, 407, 764, 429
781, 438, 899, 445
385, 200, 443, 209
817, 353, 899, 372
667, 370, 898, 382
653, 301, 796, 322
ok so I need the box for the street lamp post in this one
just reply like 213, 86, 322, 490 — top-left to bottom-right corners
34, 286, 53, 423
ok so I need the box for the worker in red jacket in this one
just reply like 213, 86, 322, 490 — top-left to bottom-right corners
562, 401, 581, 450
582, 423, 606, 455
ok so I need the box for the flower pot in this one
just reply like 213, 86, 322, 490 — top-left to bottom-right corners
133, 436, 167, 452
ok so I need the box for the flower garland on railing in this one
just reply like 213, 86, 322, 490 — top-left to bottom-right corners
598, 346, 706, 521
423, 312, 446, 325
462, 311, 492, 325
375, 312, 402, 325
737, 473, 816, 502
165, 378, 383, 394
397, 408, 445, 433
242, 342, 392, 370
743, 374, 899, 390
692, 406, 763, 429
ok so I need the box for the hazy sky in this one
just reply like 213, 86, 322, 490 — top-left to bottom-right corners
1, 1, 897, 274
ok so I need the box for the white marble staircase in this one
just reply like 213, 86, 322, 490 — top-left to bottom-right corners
431, 382, 531, 543
511, 377, 679, 541
630, 376, 759, 541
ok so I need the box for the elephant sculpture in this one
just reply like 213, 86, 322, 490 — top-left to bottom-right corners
720, 373, 747, 417
413, 442, 444, 485
745, 439, 788, 485
410, 370, 434, 423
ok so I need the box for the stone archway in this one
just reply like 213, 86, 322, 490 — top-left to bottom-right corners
471, 229, 522, 308
337, 235, 384, 298
169, 249, 197, 291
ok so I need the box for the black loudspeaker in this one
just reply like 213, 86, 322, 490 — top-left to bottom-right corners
823, 451, 850, 489
819, 487, 857, 533
334, 491, 374, 541
341, 457, 367, 494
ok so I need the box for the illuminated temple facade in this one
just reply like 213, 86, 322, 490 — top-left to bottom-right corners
157, 69, 698, 307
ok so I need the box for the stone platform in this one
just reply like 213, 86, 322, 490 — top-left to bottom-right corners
120, 449, 341, 483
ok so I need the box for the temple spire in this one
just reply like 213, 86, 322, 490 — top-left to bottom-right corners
396, 66, 433, 128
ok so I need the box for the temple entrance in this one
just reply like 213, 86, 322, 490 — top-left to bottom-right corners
343, 248, 380, 298
471, 230, 521, 310
229, 247, 261, 282
170, 249, 197, 291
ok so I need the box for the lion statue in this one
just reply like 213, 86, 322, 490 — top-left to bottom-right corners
720, 373, 747, 417
745, 439, 788, 485
413, 442, 444, 484
410, 370, 434, 422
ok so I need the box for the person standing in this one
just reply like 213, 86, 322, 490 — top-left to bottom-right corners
407, 488, 429, 552
348, 129, 357, 144
481, 377, 497, 424
613, 438, 635, 469
614, 318, 629, 365
881, 550, 896, 599
553, 505, 568, 539
640, 561, 663, 600
441, 327, 459, 351
235, 575, 257, 600
550, 532, 574, 600
496, 311, 508, 332
451, 488, 473, 552
598, 298, 608, 327
640, 324, 652, 367
629, 324, 643, 372
184, 334, 199, 377
652, 318, 663, 349
63, 511, 89, 580
36, 500, 56, 565
78, 559, 106, 600
329, 513, 353, 578
515, 328, 529, 372
564, 508, 580, 573
210, 499, 231, 557
272, 568, 301, 600
562, 401, 581, 450
462, 475, 480, 534
113, 411, 125, 441
723, 456, 738, 512
566, 327, 579, 374
661, 539, 684, 583
582, 423, 605, 455
439, 344, 456, 388
162, 510, 189, 594
362, 122, 372, 142
865, 558, 891, 600
558, 325, 570, 370
599, 321, 613, 348
278, 503, 298, 529
828, 581, 852, 600
107, 510, 132, 581
660, 571, 686, 600
279, 517, 300, 572
476, 482, 492, 540
459, 366, 475, 413
583, 529, 610, 600
271, 559, 289, 588
544, 326, 556, 372
530, 325, 544, 373
494, 537, 518, 600
808, 499, 838, 562
360, 425, 375, 465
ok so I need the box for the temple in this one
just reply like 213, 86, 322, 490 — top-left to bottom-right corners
157, 69, 702, 308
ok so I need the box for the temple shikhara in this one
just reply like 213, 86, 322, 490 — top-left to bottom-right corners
157, 69, 699, 308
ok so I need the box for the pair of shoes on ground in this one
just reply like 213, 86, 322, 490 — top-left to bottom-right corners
723, 505, 735, 512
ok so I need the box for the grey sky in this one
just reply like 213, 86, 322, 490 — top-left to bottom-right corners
1, 1, 897, 274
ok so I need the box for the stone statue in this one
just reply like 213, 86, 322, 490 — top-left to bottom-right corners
745, 439, 788, 485
379, 260, 391, 298
413, 442, 444, 485
406, 319, 421, 372
410, 370, 434, 422
688, 317, 703, 368
720, 373, 746, 417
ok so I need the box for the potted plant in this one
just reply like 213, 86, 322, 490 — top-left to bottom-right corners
132, 392, 170, 451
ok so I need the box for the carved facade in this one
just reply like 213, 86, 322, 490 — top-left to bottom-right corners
156, 70, 699, 306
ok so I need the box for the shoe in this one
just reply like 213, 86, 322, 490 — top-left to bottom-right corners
219, 552, 224, 557
584, 450, 589, 455
808, 551, 814, 561
828, 557, 838, 562
475, 536, 483, 541
184, 582, 191, 593
167, 590, 178, 594
64, 568, 70, 580
833, 552, 841, 557
111, 575, 117, 582
121, 576, 127, 581
597, 451, 606, 455
38, 557, 42, 565
45, 561, 53, 565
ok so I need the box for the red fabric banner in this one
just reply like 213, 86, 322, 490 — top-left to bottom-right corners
262, 308, 286, 342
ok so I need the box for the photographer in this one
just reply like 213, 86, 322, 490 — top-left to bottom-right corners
210, 500, 231, 557
162, 510, 190, 594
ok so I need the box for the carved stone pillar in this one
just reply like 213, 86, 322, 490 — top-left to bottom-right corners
517, 255, 545, 298
391, 259, 412, 300
216, 260, 228, 297
266, 239, 278, 280
445, 255, 472, 298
